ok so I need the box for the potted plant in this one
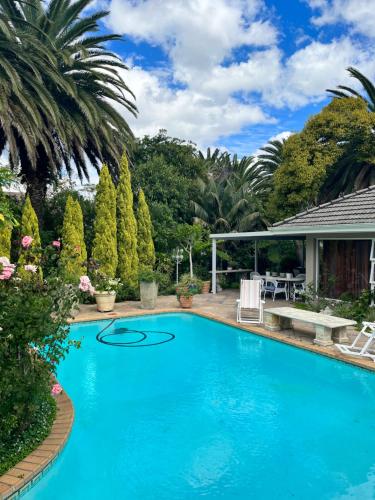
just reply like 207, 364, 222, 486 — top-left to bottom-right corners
201, 280, 211, 294
139, 268, 160, 309
88, 273, 121, 312
176, 274, 202, 309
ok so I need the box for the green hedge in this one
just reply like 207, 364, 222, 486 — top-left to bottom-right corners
0, 395, 56, 475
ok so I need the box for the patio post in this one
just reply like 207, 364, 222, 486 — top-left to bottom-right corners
254, 240, 258, 272
212, 238, 217, 294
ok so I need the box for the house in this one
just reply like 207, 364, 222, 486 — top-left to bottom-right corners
210, 186, 375, 299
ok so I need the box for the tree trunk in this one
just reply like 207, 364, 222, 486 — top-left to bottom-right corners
189, 245, 193, 277
26, 175, 47, 225
18, 140, 50, 226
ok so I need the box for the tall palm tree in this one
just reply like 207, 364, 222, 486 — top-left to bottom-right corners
327, 66, 375, 112
0, 0, 137, 219
0, 8, 63, 171
253, 138, 286, 174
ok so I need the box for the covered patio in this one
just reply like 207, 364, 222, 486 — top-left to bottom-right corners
211, 186, 375, 299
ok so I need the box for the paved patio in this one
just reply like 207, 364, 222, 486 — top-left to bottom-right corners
74, 289, 375, 372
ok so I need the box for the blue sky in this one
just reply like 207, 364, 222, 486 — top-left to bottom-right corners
102, 0, 375, 156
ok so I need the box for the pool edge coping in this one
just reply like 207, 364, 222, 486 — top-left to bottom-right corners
0, 390, 74, 499
72, 306, 375, 373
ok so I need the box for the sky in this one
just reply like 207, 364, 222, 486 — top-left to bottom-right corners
100, 0, 375, 157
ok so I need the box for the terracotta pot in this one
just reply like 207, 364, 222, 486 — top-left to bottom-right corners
179, 295, 193, 308
201, 280, 211, 294
140, 281, 158, 309
95, 291, 116, 312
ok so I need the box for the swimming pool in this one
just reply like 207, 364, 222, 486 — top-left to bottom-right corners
23, 313, 375, 499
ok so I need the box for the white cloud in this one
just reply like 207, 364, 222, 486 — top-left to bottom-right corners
307, 0, 375, 39
108, 0, 277, 81
118, 64, 275, 148
267, 38, 375, 108
105, 0, 375, 152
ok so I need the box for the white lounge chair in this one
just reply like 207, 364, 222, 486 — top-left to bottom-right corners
335, 322, 375, 361
237, 279, 265, 324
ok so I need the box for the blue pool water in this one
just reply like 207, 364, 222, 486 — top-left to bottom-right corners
23, 313, 375, 499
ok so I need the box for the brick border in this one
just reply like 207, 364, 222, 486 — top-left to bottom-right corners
0, 390, 74, 499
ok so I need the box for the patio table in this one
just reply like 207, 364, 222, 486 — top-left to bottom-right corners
258, 275, 305, 300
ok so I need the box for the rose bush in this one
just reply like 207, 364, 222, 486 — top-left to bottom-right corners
0, 241, 81, 472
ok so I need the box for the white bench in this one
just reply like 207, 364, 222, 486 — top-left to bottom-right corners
264, 307, 357, 346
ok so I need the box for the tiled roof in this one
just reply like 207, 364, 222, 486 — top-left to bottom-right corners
273, 185, 375, 228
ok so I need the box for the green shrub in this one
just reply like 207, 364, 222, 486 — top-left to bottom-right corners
176, 274, 202, 298
117, 153, 138, 288
137, 188, 155, 270
138, 267, 162, 283
60, 195, 87, 282
0, 395, 56, 475
92, 165, 118, 277
0, 224, 11, 258
0, 251, 80, 460
17, 196, 43, 281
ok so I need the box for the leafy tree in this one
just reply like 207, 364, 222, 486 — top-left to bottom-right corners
269, 97, 375, 220
42, 184, 95, 253
137, 189, 155, 270
327, 66, 375, 112
17, 196, 42, 280
117, 154, 138, 287
0, 0, 136, 219
175, 224, 204, 277
60, 195, 87, 282
131, 132, 207, 252
92, 166, 117, 277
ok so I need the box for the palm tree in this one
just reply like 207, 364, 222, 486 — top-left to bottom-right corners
0, 0, 137, 219
192, 154, 270, 232
0, 8, 63, 173
253, 138, 286, 174
327, 66, 375, 112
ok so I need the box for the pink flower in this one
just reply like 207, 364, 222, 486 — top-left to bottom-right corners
0, 257, 15, 280
79, 275, 92, 292
21, 235, 33, 248
24, 264, 38, 273
51, 383, 63, 396
52, 240, 61, 248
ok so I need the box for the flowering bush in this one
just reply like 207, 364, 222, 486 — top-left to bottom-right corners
0, 245, 80, 468
79, 275, 95, 294
81, 272, 121, 294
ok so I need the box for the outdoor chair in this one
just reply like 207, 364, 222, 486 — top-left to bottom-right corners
335, 322, 375, 361
291, 275, 306, 301
237, 279, 265, 324
263, 278, 288, 301
250, 271, 261, 279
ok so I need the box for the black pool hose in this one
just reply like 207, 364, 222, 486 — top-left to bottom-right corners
96, 319, 175, 347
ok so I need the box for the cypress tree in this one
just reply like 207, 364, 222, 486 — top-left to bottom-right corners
92, 165, 117, 277
117, 153, 138, 287
60, 195, 87, 282
137, 188, 155, 270
0, 225, 11, 258
18, 195, 42, 280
